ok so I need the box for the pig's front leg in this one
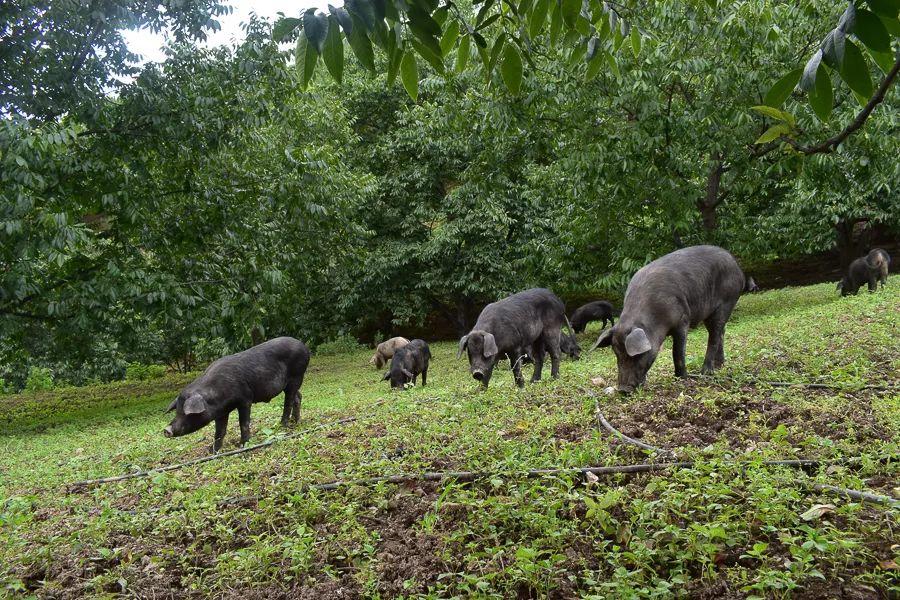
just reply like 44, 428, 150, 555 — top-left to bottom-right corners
237, 404, 251, 447
213, 414, 229, 453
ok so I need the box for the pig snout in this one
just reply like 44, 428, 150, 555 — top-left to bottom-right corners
472, 370, 485, 381
163, 426, 174, 438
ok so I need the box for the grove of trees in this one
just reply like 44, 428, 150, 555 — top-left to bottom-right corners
1, 0, 898, 389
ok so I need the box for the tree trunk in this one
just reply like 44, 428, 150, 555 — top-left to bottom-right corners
834, 219, 870, 270
697, 152, 727, 236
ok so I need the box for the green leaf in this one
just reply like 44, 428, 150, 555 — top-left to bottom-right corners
328, 5, 353, 34
764, 68, 802, 107
880, 14, 900, 35
387, 39, 402, 85
808, 64, 833, 122
518, 0, 534, 17
347, 15, 375, 72
303, 9, 328, 53
585, 53, 604, 81
561, 0, 581, 28
630, 26, 641, 56
295, 33, 318, 89
840, 39, 874, 103
606, 51, 620, 78
273, 17, 301, 42
822, 29, 846, 69
750, 105, 795, 126
586, 36, 600, 62
455, 34, 471, 73
549, 0, 564, 46
408, 4, 443, 37
529, 0, 552, 38
869, 49, 895, 73
754, 123, 790, 144
344, 0, 377, 32
322, 16, 344, 84
853, 9, 891, 52
476, 0, 496, 26
411, 38, 445, 75
400, 49, 419, 101
500, 42, 524, 93
487, 33, 507, 79
800, 49, 823, 91
440, 20, 460, 56
865, 0, 900, 18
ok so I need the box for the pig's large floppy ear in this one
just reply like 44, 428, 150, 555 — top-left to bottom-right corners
166, 398, 178, 413
457, 335, 469, 359
482, 333, 498, 358
590, 328, 614, 351
401, 368, 414, 379
624, 328, 652, 357
182, 393, 207, 415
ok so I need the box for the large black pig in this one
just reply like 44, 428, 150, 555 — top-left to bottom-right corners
458, 288, 567, 388
382, 339, 431, 389
164, 336, 310, 451
592, 245, 745, 393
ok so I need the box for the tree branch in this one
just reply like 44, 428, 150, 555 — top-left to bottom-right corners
788, 54, 900, 154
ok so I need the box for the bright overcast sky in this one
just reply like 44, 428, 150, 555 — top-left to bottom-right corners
122, 0, 332, 64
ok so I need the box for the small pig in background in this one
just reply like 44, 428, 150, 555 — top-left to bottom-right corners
369, 337, 410, 369
838, 249, 891, 296
383, 339, 431, 389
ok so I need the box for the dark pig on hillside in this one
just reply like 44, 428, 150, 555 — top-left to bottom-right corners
458, 288, 568, 388
838, 248, 891, 296
570, 301, 617, 333
592, 245, 745, 394
164, 337, 310, 452
383, 339, 431, 389
524, 329, 581, 365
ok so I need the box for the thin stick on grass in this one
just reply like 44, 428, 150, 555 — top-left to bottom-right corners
582, 387, 675, 457
218, 457, 898, 507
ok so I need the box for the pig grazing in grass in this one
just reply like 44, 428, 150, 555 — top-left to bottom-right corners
867, 248, 891, 289
570, 300, 617, 332
369, 337, 410, 369
164, 337, 310, 452
592, 245, 745, 393
459, 288, 567, 388
838, 249, 891, 296
382, 339, 431, 389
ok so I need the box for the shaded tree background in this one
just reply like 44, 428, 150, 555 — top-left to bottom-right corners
1, 0, 897, 389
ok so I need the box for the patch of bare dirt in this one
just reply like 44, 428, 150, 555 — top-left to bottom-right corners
370, 483, 449, 597
602, 380, 894, 453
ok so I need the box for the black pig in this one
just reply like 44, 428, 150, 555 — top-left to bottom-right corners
570, 300, 617, 333
164, 336, 310, 451
383, 339, 431, 389
591, 245, 745, 393
458, 288, 567, 388
867, 248, 891, 289
523, 328, 581, 365
837, 248, 891, 296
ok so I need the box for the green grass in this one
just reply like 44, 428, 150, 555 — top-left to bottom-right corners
1, 280, 898, 598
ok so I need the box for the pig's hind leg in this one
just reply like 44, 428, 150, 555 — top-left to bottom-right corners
283, 379, 303, 426
530, 341, 546, 382
237, 404, 252, 446
672, 325, 688, 378
701, 302, 735, 374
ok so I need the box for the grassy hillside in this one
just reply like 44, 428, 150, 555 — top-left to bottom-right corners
1, 281, 898, 598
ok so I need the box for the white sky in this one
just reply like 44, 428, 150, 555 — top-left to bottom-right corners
121, 0, 332, 64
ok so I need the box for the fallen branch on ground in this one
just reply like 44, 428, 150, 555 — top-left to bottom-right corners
67, 415, 361, 491
582, 387, 675, 458
686, 373, 897, 392
217, 456, 898, 507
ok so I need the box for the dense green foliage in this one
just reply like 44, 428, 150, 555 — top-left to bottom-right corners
1, 281, 898, 596
1, 0, 898, 386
